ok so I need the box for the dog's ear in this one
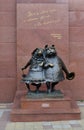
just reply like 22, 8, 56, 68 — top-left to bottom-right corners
32, 48, 38, 55
52, 45, 55, 47
45, 45, 48, 48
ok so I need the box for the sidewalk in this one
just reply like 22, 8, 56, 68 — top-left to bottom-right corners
0, 102, 84, 130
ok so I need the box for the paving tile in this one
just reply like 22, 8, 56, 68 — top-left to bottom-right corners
52, 121, 62, 130
80, 107, 84, 119
61, 124, 71, 129
70, 128, 83, 130
0, 111, 4, 118
52, 121, 62, 125
0, 109, 11, 112
24, 122, 34, 130
25, 122, 34, 125
33, 122, 42, 125
0, 127, 6, 130
60, 121, 72, 130
5, 123, 15, 130
0, 111, 10, 121
0, 120, 8, 130
69, 120, 81, 125
15, 122, 25, 130
24, 122, 43, 130
80, 119, 84, 126
42, 122, 53, 126
68, 120, 83, 130
41, 122, 53, 130
25, 127, 33, 130
33, 123, 43, 129
43, 125, 53, 130
33, 126, 43, 130
70, 124, 81, 128
53, 124, 62, 129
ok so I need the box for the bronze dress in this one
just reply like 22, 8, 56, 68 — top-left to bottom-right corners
22, 48, 46, 84
22, 57, 45, 84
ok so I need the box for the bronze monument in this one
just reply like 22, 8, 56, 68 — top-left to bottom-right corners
21, 45, 75, 95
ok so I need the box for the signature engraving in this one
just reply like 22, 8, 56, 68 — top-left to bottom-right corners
51, 34, 63, 39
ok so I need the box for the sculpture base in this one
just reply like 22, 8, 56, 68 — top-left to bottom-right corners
26, 90, 64, 99
11, 90, 81, 122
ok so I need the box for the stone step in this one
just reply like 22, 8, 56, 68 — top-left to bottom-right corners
11, 108, 80, 122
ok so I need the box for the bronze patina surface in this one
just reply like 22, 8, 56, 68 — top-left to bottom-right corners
21, 45, 75, 94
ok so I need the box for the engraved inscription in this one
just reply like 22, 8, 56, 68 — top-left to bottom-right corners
24, 9, 61, 27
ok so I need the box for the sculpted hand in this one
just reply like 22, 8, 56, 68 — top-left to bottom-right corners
21, 67, 25, 70
39, 62, 44, 66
